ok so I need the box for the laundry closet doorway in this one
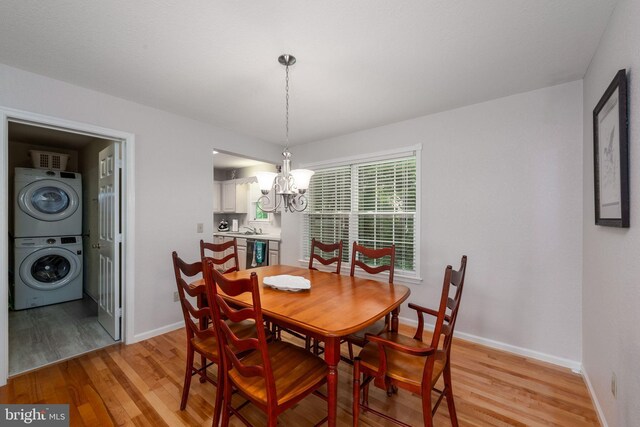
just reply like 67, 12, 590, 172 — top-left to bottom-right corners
0, 108, 136, 385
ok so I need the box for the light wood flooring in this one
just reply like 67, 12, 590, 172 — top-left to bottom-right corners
8, 297, 118, 376
0, 324, 599, 426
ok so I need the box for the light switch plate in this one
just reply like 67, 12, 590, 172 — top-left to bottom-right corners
197, 223, 204, 233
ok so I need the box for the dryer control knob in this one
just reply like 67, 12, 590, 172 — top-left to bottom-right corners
46, 238, 56, 244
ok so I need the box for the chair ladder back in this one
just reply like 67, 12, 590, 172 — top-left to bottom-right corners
350, 242, 396, 283
203, 261, 277, 403
171, 252, 214, 341
200, 239, 240, 274
428, 266, 453, 350
308, 238, 343, 274
441, 255, 467, 355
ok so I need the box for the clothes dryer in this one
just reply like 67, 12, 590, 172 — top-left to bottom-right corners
14, 167, 82, 237
12, 236, 83, 310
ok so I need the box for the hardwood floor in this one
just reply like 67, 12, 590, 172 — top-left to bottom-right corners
0, 324, 599, 426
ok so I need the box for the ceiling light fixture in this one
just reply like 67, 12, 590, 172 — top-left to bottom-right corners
255, 54, 314, 213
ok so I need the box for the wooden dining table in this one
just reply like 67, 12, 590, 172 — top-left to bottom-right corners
210, 264, 411, 427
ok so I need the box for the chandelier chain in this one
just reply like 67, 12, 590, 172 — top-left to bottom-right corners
285, 62, 290, 146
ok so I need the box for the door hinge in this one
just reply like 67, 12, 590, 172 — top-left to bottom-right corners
116, 307, 123, 318
116, 234, 123, 243
116, 159, 123, 168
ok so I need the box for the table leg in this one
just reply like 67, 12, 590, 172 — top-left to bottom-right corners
391, 307, 400, 333
324, 336, 340, 427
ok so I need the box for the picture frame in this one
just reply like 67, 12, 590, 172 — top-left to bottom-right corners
593, 69, 629, 227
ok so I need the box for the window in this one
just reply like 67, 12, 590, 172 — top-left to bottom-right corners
303, 150, 419, 278
254, 203, 269, 220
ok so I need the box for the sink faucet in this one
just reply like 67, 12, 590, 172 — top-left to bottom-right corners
243, 226, 263, 235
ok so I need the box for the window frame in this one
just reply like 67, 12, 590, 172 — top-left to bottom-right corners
299, 144, 422, 285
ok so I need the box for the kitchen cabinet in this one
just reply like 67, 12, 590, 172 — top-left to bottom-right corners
222, 181, 248, 213
213, 181, 222, 213
237, 238, 247, 270
268, 241, 280, 266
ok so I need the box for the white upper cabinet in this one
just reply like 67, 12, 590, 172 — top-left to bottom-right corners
220, 180, 248, 213
213, 181, 222, 213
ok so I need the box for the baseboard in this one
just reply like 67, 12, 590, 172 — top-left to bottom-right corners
132, 321, 183, 343
130, 316, 582, 372
399, 316, 582, 371
582, 366, 609, 427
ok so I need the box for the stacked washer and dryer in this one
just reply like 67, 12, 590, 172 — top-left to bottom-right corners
12, 167, 83, 310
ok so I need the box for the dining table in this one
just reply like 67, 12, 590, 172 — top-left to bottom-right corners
208, 264, 412, 427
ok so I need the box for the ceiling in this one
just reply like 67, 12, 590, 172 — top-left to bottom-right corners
8, 121, 106, 149
0, 1, 617, 145
212, 151, 274, 169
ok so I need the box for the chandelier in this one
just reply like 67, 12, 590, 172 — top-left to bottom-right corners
255, 54, 314, 213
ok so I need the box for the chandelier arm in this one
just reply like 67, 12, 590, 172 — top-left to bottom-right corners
256, 195, 277, 214
290, 194, 309, 212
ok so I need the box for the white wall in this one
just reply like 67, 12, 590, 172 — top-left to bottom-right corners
582, 0, 640, 425
0, 63, 283, 337
283, 81, 584, 364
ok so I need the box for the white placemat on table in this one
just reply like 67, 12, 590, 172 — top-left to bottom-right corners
263, 275, 311, 291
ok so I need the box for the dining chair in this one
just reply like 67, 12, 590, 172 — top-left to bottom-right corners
346, 242, 396, 360
171, 251, 219, 413
172, 252, 256, 426
352, 255, 468, 427
200, 238, 240, 274
308, 238, 344, 273
204, 261, 328, 427
302, 238, 344, 353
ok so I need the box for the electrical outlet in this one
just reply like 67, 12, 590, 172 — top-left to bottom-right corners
611, 372, 617, 398
173, 291, 179, 302
197, 223, 204, 233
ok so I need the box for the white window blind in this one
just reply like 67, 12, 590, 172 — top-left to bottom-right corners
303, 156, 417, 276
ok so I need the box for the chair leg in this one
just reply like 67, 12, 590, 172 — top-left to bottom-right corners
348, 342, 354, 360
443, 364, 459, 427
200, 354, 207, 383
211, 363, 223, 427
363, 377, 370, 410
180, 347, 194, 410
305, 336, 312, 351
422, 386, 434, 427
221, 370, 232, 427
353, 358, 361, 426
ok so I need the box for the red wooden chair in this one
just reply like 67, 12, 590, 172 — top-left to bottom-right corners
172, 251, 255, 426
200, 238, 240, 274
301, 238, 345, 352
308, 238, 343, 273
353, 256, 468, 426
204, 260, 328, 427
171, 252, 219, 414
346, 242, 396, 360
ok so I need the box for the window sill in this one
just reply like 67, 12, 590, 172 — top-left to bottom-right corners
296, 259, 422, 286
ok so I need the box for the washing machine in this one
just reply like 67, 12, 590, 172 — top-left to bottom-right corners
14, 167, 82, 238
12, 236, 83, 310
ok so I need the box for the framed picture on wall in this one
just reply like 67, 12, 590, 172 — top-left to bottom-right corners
593, 69, 629, 228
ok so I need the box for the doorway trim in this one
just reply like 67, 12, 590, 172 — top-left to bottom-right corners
0, 107, 136, 386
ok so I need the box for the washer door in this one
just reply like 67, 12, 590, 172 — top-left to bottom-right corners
17, 179, 79, 222
19, 247, 81, 291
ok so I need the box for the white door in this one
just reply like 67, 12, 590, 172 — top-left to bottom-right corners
98, 143, 121, 340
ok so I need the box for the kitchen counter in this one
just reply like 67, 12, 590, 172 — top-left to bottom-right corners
213, 231, 281, 241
